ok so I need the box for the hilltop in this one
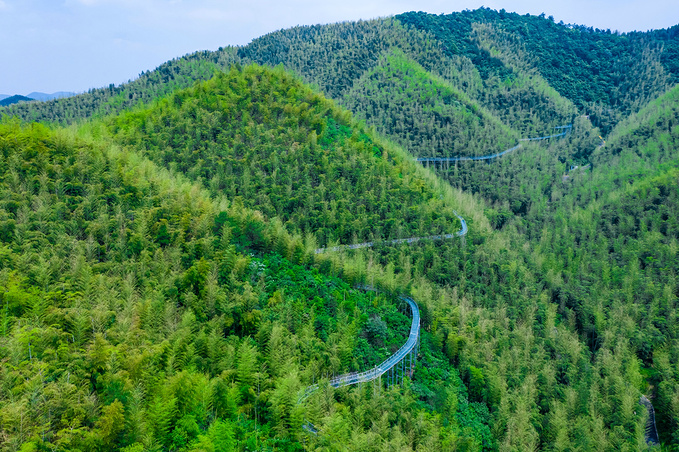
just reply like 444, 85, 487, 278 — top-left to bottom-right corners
96, 64, 469, 247
1, 8, 679, 450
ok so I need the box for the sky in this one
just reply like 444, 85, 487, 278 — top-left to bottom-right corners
1, 0, 678, 95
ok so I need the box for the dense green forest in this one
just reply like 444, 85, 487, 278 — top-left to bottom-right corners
397, 9, 676, 133
1, 7, 679, 451
340, 50, 517, 159
0, 120, 491, 451
97, 65, 463, 247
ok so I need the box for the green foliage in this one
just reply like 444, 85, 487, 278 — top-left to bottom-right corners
398, 8, 675, 133
0, 52, 238, 124
0, 120, 486, 450
103, 65, 461, 247
2, 10, 679, 450
341, 49, 517, 159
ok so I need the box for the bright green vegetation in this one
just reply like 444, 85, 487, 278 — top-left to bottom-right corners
0, 121, 490, 451
341, 50, 517, 159
1, 8, 679, 452
100, 65, 461, 247
5, 8, 678, 138
523, 86, 679, 446
589, 83, 679, 191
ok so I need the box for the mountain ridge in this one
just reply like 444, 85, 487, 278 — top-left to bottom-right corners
26, 91, 76, 101
2, 8, 679, 450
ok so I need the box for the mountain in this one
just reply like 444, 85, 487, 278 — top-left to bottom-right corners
0, 94, 34, 107
95, 64, 667, 449
397, 10, 677, 134
1, 8, 679, 451
0, 92, 75, 107
98, 64, 468, 247
26, 91, 76, 101
522, 85, 679, 445
0, 89, 492, 450
340, 48, 518, 159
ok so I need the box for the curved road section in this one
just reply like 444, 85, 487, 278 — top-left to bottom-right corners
301, 126, 570, 429
315, 211, 467, 254
639, 395, 660, 445
301, 212, 467, 408
307, 126, 571, 403
416, 125, 571, 164
299, 294, 420, 406
329, 296, 419, 387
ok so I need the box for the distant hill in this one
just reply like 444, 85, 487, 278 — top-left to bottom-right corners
0, 94, 34, 106
26, 91, 75, 101
0, 91, 74, 107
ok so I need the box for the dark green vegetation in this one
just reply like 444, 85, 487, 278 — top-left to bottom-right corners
398, 9, 677, 134
0, 95, 34, 107
1, 7, 679, 452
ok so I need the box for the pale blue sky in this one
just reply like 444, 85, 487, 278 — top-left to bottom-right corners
1, 0, 678, 95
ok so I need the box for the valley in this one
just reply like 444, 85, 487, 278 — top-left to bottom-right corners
1, 8, 678, 451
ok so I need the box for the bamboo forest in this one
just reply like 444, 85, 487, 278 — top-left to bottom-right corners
1, 7, 679, 451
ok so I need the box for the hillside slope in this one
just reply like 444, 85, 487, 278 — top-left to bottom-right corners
91, 66, 659, 450
0, 95, 34, 107
517, 82, 679, 447
0, 119, 495, 451
98, 65, 472, 247
341, 49, 517, 159
398, 9, 677, 133
564, 83, 679, 208
3, 10, 679, 450
0, 12, 619, 145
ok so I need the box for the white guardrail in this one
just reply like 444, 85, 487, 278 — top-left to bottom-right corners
415, 125, 572, 163
300, 212, 467, 407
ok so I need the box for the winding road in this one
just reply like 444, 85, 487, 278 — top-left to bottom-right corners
640, 395, 660, 445
301, 212, 467, 411
415, 124, 572, 164
303, 123, 657, 444
315, 212, 467, 254
302, 125, 567, 401
299, 295, 421, 404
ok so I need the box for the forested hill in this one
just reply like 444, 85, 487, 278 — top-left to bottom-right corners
0, 118, 492, 450
2, 8, 679, 451
96, 64, 468, 247
397, 9, 678, 133
521, 81, 679, 448
5, 10, 678, 141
